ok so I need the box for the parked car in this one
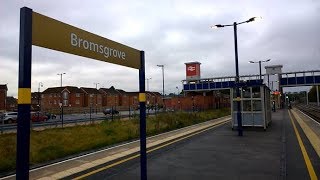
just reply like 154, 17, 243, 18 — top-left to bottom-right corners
45, 112, 57, 119
31, 112, 48, 122
1, 112, 18, 124
103, 108, 119, 115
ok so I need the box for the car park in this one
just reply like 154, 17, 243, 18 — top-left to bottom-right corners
1, 112, 18, 124
103, 108, 119, 115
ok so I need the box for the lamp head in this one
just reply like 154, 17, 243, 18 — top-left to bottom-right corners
210, 24, 224, 29
248, 16, 262, 22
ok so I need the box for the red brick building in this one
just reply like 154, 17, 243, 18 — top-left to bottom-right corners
0, 84, 7, 112
80, 87, 102, 108
6, 96, 17, 111
41, 86, 85, 110
164, 92, 230, 111
99, 86, 123, 107
31, 92, 41, 111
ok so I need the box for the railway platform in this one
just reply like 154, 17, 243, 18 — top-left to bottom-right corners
0, 108, 319, 180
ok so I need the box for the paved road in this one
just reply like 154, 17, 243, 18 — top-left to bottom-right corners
81, 109, 319, 180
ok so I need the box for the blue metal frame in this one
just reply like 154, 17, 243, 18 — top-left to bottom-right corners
280, 75, 320, 86
183, 79, 263, 91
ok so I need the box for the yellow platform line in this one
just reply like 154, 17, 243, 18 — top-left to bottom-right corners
73, 119, 229, 180
288, 110, 318, 180
291, 109, 320, 158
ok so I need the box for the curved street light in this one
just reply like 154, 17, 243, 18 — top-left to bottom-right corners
211, 16, 261, 136
57, 73, 66, 87
249, 59, 271, 79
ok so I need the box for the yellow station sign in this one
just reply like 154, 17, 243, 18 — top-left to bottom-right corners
32, 12, 141, 69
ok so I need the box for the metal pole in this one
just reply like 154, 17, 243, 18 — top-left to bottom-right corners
162, 66, 165, 110
37, 85, 40, 121
259, 61, 262, 80
317, 85, 319, 106
17, 7, 32, 179
306, 91, 309, 105
139, 51, 147, 180
233, 22, 243, 136
60, 74, 62, 87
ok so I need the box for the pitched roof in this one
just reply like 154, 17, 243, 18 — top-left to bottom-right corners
80, 87, 100, 94
0, 84, 8, 90
99, 86, 122, 95
42, 86, 83, 94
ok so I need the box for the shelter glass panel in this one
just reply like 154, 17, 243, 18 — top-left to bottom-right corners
252, 100, 262, 111
242, 100, 251, 111
252, 87, 261, 98
242, 87, 251, 98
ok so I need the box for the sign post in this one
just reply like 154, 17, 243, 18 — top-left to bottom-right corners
17, 7, 32, 179
139, 51, 147, 180
17, 6, 147, 180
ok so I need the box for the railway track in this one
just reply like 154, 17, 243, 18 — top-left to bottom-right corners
294, 104, 320, 123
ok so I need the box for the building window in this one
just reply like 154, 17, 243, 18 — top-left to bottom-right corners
63, 100, 68, 106
76, 99, 80, 104
63, 92, 68, 99
41, 94, 44, 98
76, 93, 80, 97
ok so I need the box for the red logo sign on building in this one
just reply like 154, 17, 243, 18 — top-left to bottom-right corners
185, 62, 201, 80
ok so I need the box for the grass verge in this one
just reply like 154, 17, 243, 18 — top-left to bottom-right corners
0, 108, 230, 174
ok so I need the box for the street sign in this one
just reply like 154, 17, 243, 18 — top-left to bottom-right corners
32, 12, 141, 69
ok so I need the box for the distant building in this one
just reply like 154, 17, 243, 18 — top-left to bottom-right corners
41, 86, 85, 110
31, 92, 41, 111
80, 87, 102, 108
40, 85, 163, 112
99, 86, 123, 107
6, 96, 17, 111
0, 84, 8, 112
164, 92, 230, 111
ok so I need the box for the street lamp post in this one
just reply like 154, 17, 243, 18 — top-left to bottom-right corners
94, 83, 100, 114
157, 65, 165, 109
57, 73, 66, 87
249, 59, 271, 80
211, 16, 261, 136
145, 77, 152, 91
57, 73, 66, 126
37, 82, 43, 122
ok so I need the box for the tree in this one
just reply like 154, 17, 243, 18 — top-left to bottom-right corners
308, 85, 320, 102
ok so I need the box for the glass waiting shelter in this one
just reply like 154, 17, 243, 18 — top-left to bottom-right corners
231, 85, 272, 130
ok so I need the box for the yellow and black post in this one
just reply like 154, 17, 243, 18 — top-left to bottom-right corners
17, 7, 32, 179
139, 51, 147, 180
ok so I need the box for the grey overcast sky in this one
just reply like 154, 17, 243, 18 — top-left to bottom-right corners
1, 0, 320, 97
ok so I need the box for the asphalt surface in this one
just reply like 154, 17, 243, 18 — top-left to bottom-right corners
77, 109, 320, 180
